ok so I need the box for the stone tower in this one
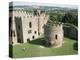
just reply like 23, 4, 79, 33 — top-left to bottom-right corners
45, 22, 64, 48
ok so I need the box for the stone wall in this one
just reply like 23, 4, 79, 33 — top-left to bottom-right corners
63, 24, 78, 40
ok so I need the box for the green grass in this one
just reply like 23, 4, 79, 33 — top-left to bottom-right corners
11, 37, 78, 58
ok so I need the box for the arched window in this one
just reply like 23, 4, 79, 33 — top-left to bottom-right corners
55, 34, 57, 39
29, 22, 32, 28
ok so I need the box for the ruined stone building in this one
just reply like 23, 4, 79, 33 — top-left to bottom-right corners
45, 22, 63, 47
9, 9, 49, 44
9, 7, 64, 48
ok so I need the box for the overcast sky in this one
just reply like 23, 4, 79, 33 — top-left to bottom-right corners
9, 1, 78, 9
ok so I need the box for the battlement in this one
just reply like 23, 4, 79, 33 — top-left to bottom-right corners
49, 22, 63, 28
12, 9, 46, 17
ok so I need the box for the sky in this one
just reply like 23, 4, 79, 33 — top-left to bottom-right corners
9, 1, 78, 9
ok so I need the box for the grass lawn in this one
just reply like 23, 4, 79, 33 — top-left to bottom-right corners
11, 37, 78, 58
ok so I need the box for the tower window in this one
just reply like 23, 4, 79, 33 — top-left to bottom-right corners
34, 31, 37, 34
55, 34, 57, 39
29, 22, 32, 28
32, 35, 35, 39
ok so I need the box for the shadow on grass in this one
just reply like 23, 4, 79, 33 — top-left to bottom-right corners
29, 38, 45, 46
29, 38, 51, 47
73, 42, 78, 51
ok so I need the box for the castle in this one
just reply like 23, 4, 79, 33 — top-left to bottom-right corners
9, 8, 63, 47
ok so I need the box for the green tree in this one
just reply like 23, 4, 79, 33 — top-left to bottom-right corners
62, 11, 78, 26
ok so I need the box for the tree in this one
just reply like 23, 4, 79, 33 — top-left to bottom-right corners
62, 11, 78, 26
